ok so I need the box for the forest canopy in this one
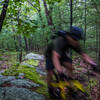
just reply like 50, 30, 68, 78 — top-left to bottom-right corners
0, 0, 100, 63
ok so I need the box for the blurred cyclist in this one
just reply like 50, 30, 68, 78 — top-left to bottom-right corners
45, 26, 96, 88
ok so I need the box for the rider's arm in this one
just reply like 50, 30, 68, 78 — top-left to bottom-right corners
52, 50, 63, 73
67, 36, 96, 66
80, 53, 96, 66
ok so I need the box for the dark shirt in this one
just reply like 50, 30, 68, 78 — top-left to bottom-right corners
45, 36, 82, 58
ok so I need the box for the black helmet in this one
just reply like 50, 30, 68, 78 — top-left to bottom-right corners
69, 26, 84, 40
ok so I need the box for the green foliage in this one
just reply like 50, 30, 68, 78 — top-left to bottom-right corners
47, 0, 61, 4
24, 59, 39, 66
0, 0, 100, 97
17, 65, 46, 85
2, 64, 19, 76
0, 57, 3, 61
2, 63, 46, 86
0, 0, 99, 58
88, 78, 99, 88
36, 86, 49, 97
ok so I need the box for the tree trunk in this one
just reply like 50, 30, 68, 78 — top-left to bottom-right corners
17, 9, 23, 63
13, 36, 18, 51
98, 50, 100, 65
97, 27, 100, 66
0, 0, 9, 32
24, 36, 29, 53
18, 35, 23, 63
95, 25, 100, 71
42, 0, 55, 32
28, 38, 33, 51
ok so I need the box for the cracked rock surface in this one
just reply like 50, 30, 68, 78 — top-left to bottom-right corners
0, 76, 46, 100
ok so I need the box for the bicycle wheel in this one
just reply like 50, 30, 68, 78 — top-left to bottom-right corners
66, 87, 88, 100
74, 90, 89, 100
48, 87, 62, 100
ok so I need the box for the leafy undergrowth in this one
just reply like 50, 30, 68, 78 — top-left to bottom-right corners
2, 57, 48, 97
72, 54, 100, 100
24, 59, 39, 66
1, 51, 100, 99
36, 86, 49, 97
2, 64, 46, 86
0, 51, 18, 69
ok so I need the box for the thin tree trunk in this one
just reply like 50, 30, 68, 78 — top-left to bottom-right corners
42, 0, 55, 32
12, 26, 18, 52
96, 25, 100, 71
17, 9, 23, 63
0, 0, 9, 32
28, 38, 32, 51
14, 36, 18, 52
97, 27, 100, 66
96, 26, 98, 63
18, 35, 23, 63
24, 36, 29, 53
98, 50, 100, 65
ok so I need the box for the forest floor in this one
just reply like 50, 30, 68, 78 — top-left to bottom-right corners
0, 51, 100, 100
0, 52, 14, 75
72, 56, 100, 100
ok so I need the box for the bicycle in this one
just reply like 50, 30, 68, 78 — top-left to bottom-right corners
48, 72, 89, 100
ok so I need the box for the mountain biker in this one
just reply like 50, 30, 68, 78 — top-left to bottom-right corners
45, 26, 96, 88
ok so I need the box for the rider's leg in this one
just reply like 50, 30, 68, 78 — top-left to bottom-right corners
63, 62, 74, 78
60, 55, 73, 78
45, 57, 55, 87
47, 70, 56, 96
47, 70, 54, 87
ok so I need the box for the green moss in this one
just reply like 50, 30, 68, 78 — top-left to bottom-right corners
17, 65, 46, 85
0, 54, 3, 56
2, 64, 18, 76
2, 64, 46, 86
25, 59, 39, 66
0, 57, 3, 60
36, 85, 49, 97
88, 78, 99, 89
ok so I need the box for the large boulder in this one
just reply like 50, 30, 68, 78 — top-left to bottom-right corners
0, 76, 46, 100
0, 87, 46, 100
0, 76, 15, 85
10, 79, 40, 88
0, 76, 40, 88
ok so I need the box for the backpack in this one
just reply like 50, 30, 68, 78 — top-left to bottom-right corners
51, 30, 69, 39
52, 26, 84, 40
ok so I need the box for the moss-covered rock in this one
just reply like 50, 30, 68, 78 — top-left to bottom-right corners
2, 63, 46, 86
1, 54, 48, 97
0, 87, 46, 100
18, 65, 46, 85
24, 59, 39, 66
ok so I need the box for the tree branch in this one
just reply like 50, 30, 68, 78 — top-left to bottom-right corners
27, 0, 39, 13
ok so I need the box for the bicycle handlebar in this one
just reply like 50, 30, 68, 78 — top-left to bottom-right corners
91, 65, 100, 73
55, 64, 99, 82
58, 73, 73, 81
